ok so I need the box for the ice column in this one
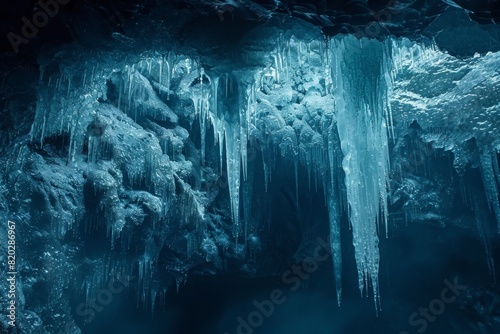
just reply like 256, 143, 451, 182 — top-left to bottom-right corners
331, 36, 392, 310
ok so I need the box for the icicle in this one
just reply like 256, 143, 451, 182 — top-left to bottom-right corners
82, 70, 87, 90
492, 150, 500, 189
212, 74, 243, 235
262, 150, 270, 192
188, 68, 211, 164
225, 122, 241, 235
242, 163, 254, 248
298, 40, 303, 67
286, 39, 291, 81
137, 259, 144, 293
332, 36, 392, 311
213, 76, 219, 119
327, 185, 342, 306
261, 134, 275, 193
272, 55, 280, 83
306, 151, 312, 191
67, 75, 71, 95
324, 119, 343, 305
240, 85, 251, 181
127, 65, 135, 113
480, 150, 500, 233
209, 76, 225, 172
158, 58, 162, 91
56, 75, 62, 92
219, 129, 225, 173
87, 136, 99, 163
151, 287, 158, 315
39, 103, 47, 146
166, 59, 171, 100
118, 81, 123, 110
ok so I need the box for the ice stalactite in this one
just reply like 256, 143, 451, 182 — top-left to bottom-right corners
327, 187, 342, 306
87, 135, 100, 164
189, 68, 211, 164
242, 162, 254, 247
331, 36, 392, 311
125, 64, 136, 116
185, 70, 254, 238
165, 58, 172, 99
137, 257, 153, 308
225, 121, 242, 236
30, 62, 102, 166
240, 84, 252, 182
215, 74, 243, 236
273, 34, 290, 84
261, 144, 272, 193
480, 150, 500, 233
241, 83, 258, 244
323, 117, 344, 306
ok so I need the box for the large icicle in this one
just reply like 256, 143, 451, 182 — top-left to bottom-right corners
218, 74, 243, 236
325, 119, 343, 306
331, 36, 391, 311
225, 122, 241, 236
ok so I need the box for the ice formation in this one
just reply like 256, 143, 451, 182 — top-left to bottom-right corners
9, 18, 500, 332
331, 36, 392, 308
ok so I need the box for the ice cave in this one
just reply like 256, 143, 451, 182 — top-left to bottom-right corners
1, 0, 500, 333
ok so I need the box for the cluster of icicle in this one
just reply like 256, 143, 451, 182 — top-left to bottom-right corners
186, 35, 500, 312
391, 39, 500, 279
179, 35, 394, 309
28, 34, 500, 314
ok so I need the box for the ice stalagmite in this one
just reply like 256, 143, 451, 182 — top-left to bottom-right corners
331, 36, 392, 310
